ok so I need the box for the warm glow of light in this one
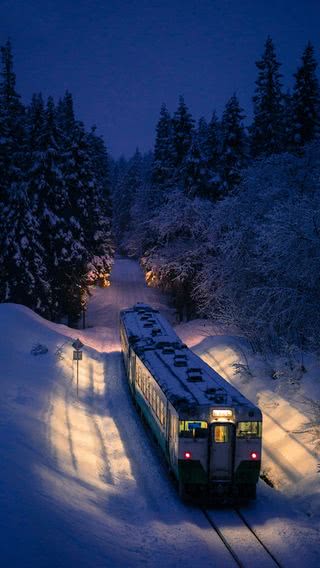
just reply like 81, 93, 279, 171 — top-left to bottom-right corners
41, 347, 136, 506
145, 270, 158, 287
250, 452, 258, 460
184, 451, 192, 459
212, 409, 233, 418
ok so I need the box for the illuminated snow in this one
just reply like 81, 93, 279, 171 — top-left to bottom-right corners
0, 259, 319, 567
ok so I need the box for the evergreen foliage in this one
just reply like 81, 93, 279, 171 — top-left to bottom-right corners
172, 96, 195, 170
113, 149, 143, 249
0, 40, 25, 204
0, 42, 113, 323
220, 94, 247, 194
151, 103, 175, 189
291, 42, 320, 147
115, 36, 320, 342
182, 134, 211, 198
250, 37, 284, 157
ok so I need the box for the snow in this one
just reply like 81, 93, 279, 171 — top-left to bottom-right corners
176, 320, 320, 520
0, 258, 319, 567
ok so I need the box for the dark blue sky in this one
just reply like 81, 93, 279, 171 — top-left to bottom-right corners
1, 0, 319, 157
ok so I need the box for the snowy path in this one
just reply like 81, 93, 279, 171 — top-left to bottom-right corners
0, 258, 319, 567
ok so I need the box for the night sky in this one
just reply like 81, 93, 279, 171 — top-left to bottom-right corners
1, 0, 319, 157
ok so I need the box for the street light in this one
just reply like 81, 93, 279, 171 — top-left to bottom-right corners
72, 338, 84, 396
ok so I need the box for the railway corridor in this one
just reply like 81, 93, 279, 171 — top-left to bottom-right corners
44, 258, 237, 567
43, 258, 319, 567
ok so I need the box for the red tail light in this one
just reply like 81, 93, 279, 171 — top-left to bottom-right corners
250, 451, 258, 460
184, 451, 192, 460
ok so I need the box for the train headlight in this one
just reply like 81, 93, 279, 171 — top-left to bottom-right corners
250, 451, 258, 460
184, 451, 192, 460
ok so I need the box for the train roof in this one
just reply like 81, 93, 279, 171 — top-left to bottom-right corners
120, 304, 260, 415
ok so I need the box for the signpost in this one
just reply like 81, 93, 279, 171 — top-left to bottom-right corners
72, 338, 84, 396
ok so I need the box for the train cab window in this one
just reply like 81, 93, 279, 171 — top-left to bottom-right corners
179, 421, 208, 439
214, 425, 229, 443
236, 421, 262, 438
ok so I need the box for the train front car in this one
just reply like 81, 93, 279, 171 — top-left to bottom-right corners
177, 401, 262, 503
120, 304, 262, 505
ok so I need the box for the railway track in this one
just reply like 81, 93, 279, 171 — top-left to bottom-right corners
202, 507, 283, 568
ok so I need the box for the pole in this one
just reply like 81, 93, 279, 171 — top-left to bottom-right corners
76, 354, 79, 397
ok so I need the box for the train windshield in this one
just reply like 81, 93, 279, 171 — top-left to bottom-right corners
213, 425, 229, 443
236, 421, 262, 438
179, 420, 208, 438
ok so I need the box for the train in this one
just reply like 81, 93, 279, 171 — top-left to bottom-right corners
120, 303, 262, 504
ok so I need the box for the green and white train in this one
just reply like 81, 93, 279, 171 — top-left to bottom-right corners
120, 303, 262, 503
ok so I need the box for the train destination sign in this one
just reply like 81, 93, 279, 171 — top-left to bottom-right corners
212, 409, 233, 418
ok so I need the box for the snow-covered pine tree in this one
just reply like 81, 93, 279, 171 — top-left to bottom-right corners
0, 40, 25, 205
282, 89, 294, 152
85, 126, 114, 285
0, 181, 52, 314
27, 96, 77, 321
0, 41, 47, 309
172, 96, 195, 172
196, 117, 209, 156
291, 42, 320, 148
110, 156, 128, 241
151, 103, 175, 190
250, 37, 284, 157
220, 94, 247, 194
205, 111, 222, 199
182, 133, 211, 198
113, 148, 143, 251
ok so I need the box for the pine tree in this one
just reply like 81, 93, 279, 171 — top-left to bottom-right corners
183, 134, 211, 198
172, 96, 195, 170
0, 183, 51, 314
206, 111, 222, 198
85, 127, 114, 285
151, 103, 175, 188
27, 96, 75, 320
291, 42, 320, 147
115, 148, 142, 248
206, 112, 221, 168
0, 40, 41, 308
250, 37, 284, 157
0, 39, 25, 204
197, 117, 209, 156
220, 94, 247, 194
282, 89, 293, 152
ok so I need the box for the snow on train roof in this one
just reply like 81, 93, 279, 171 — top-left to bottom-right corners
120, 304, 258, 412
120, 302, 181, 344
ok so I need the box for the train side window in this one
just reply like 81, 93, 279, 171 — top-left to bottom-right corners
236, 421, 262, 438
170, 415, 177, 439
160, 401, 165, 425
179, 421, 208, 438
214, 425, 229, 443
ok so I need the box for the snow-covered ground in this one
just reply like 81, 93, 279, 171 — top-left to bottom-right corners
0, 258, 319, 567
176, 321, 320, 517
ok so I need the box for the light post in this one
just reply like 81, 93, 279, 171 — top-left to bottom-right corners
72, 338, 84, 396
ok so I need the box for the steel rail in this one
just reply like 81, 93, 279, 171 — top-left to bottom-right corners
202, 508, 245, 568
203, 506, 284, 568
234, 508, 284, 568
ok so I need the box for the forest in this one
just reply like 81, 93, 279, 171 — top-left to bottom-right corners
0, 40, 113, 324
1, 36, 320, 352
112, 37, 320, 353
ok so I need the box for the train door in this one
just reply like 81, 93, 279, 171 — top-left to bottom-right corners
209, 423, 234, 480
129, 350, 136, 394
167, 410, 178, 469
